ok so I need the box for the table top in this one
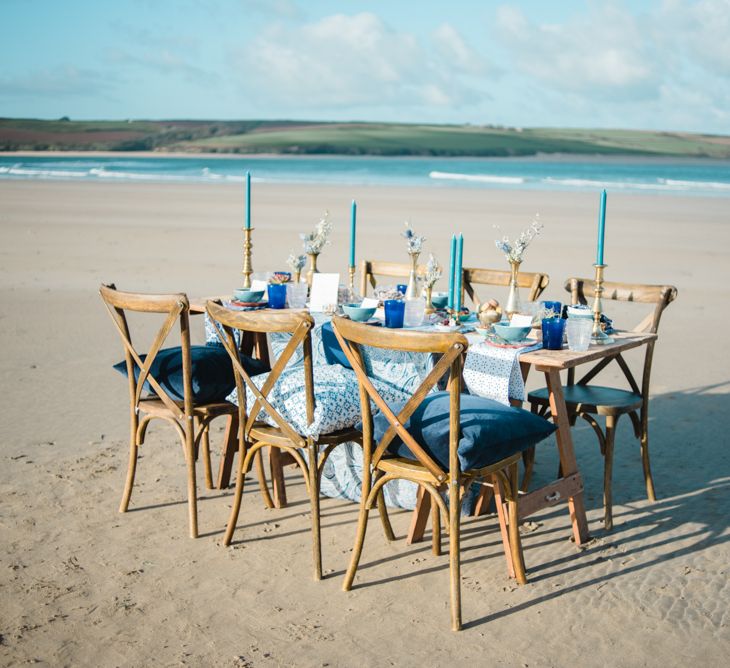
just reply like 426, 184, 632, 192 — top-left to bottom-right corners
518, 331, 656, 370
192, 297, 656, 371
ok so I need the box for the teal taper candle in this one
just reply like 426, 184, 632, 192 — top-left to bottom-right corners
245, 171, 251, 230
349, 200, 357, 267
596, 189, 606, 265
448, 234, 456, 311
455, 234, 464, 312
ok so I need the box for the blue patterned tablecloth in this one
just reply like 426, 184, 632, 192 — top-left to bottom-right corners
205, 310, 536, 511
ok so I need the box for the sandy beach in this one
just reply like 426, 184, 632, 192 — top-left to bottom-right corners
1, 179, 728, 667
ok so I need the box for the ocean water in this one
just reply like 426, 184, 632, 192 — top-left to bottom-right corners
1, 154, 729, 196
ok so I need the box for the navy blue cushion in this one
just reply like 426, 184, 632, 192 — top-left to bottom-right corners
365, 391, 556, 471
321, 321, 352, 369
113, 345, 269, 404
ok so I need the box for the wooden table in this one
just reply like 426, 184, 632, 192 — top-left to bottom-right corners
409, 331, 657, 547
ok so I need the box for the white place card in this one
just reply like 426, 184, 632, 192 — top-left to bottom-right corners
510, 313, 534, 328
251, 279, 268, 293
360, 297, 379, 309
309, 273, 340, 312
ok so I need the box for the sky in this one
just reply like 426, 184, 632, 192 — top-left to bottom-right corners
1, 0, 729, 134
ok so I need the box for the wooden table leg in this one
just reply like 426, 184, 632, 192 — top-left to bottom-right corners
406, 485, 432, 544
545, 368, 590, 545
216, 413, 239, 489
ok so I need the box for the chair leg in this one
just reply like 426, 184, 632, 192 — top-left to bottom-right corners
492, 473, 516, 579
119, 428, 139, 513
640, 409, 656, 502
507, 462, 527, 584
184, 426, 199, 539
254, 449, 275, 510
269, 447, 288, 509
603, 415, 617, 531
376, 481, 396, 542
200, 420, 214, 491
223, 442, 248, 546
520, 447, 536, 492
216, 413, 238, 489
449, 483, 462, 632
343, 466, 372, 591
431, 494, 442, 556
307, 441, 323, 581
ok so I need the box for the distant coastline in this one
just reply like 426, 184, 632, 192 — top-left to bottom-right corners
3, 150, 729, 165
2, 119, 729, 159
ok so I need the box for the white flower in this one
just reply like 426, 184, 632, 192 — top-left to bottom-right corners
494, 214, 543, 262
424, 253, 442, 288
402, 221, 425, 254
301, 211, 333, 254
286, 252, 307, 272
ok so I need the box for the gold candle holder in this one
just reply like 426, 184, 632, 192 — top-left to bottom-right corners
591, 263, 614, 345
242, 227, 254, 289
348, 265, 356, 294
306, 252, 320, 288
423, 285, 435, 315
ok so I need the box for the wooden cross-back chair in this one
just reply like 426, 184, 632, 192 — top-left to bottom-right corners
99, 284, 245, 538
359, 259, 427, 297
331, 316, 528, 631
462, 267, 550, 309
526, 279, 678, 530
206, 302, 363, 580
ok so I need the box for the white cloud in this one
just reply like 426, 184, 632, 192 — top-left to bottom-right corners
231, 12, 491, 111
494, 4, 659, 100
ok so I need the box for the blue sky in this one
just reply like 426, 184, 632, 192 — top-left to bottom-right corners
1, 0, 729, 133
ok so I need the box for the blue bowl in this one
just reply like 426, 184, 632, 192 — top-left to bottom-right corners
342, 303, 377, 322
233, 289, 265, 303
493, 321, 531, 343
431, 292, 448, 309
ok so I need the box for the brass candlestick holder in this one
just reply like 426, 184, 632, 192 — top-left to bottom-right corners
591, 263, 614, 345
242, 227, 254, 289
423, 285, 435, 315
306, 252, 320, 288
348, 265, 356, 294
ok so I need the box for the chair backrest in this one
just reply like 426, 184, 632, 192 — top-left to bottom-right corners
359, 260, 427, 297
99, 283, 193, 418
206, 302, 315, 447
563, 278, 678, 395
463, 267, 550, 308
331, 315, 468, 483
565, 278, 677, 334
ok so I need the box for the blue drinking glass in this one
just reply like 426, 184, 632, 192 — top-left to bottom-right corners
541, 317, 566, 350
268, 283, 287, 309
384, 299, 405, 328
396, 284, 408, 295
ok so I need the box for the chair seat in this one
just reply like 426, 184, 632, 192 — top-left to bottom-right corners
138, 397, 236, 418
528, 385, 643, 416
249, 423, 362, 448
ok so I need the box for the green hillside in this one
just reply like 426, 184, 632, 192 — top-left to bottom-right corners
1, 118, 728, 158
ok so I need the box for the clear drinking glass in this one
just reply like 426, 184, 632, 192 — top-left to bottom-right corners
403, 298, 426, 327
565, 318, 592, 351
286, 282, 308, 309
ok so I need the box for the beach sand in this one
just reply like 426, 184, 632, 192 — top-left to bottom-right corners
0, 180, 728, 667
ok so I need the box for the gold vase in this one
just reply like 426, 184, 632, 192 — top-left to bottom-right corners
306, 252, 320, 288
405, 251, 420, 299
423, 285, 435, 315
505, 259, 522, 317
